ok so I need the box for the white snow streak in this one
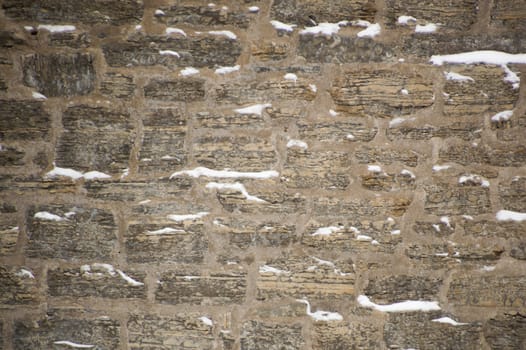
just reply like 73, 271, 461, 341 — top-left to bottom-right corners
311, 226, 343, 236
167, 212, 209, 222
180, 67, 199, 76
284, 73, 298, 82
431, 317, 467, 326
116, 270, 144, 286
53, 341, 94, 348
166, 27, 187, 37
415, 23, 438, 33
357, 23, 381, 38
300, 22, 346, 36
496, 210, 526, 222
287, 139, 308, 149
145, 227, 185, 235
259, 265, 290, 275
215, 65, 240, 75
357, 295, 441, 312
491, 110, 513, 122
199, 316, 214, 326
32, 91, 47, 99
430, 51, 526, 66
37, 25, 76, 33
16, 269, 35, 279
159, 50, 180, 57
234, 103, 272, 116
170, 167, 278, 179
270, 20, 296, 32
45, 164, 110, 181
297, 299, 343, 321
206, 182, 265, 202
445, 71, 474, 82
34, 211, 64, 221
397, 16, 417, 25
208, 30, 237, 40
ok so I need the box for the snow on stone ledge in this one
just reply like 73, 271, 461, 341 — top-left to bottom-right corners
415, 23, 438, 33
287, 139, 308, 149
397, 16, 417, 25
215, 65, 240, 75
180, 67, 199, 76
496, 210, 526, 222
430, 51, 526, 66
206, 182, 265, 202
167, 212, 209, 222
208, 30, 237, 40
458, 174, 489, 187
367, 165, 382, 173
357, 23, 381, 38
116, 269, 144, 286
431, 317, 468, 326
444, 71, 474, 82
34, 211, 65, 221
37, 24, 76, 33
45, 164, 111, 181
199, 316, 214, 326
491, 110, 513, 122
299, 22, 347, 36
32, 91, 47, 99
270, 20, 296, 32
259, 265, 290, 275
296, 299, 343, 321
53, 340, 94, 348
170, 167, 278, 179
357, 295, 441, 312
234, 103, 272, 116
159, 50, 180, 57
248, 6, 259, 13
166, 27, 187, 36
311, 226, 343, 236
284, 73, 298, 82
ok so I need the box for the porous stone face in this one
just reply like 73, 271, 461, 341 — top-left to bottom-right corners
155, 3, 252, 28
240, 321, 304, 350
144, 78, 206, 102
424, 183, 491, 215
364, 275, 442, 303
0, 266, 39, 304
100, 72, 135, 99
490, 0, 526, 32
313, 322, 382, 350
0, 100, 51, 140
483, 312, 526, 349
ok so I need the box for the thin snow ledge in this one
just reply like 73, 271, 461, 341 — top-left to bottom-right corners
208, 30, 237, 40
287, 139, 308, 149
206, 182, 265, 202
180, 67, 199, 76
299, 21, 347, 36
431, 317, 468, 326
297, 299, 343, 321
444, 71, 474, 82
34, 211, 65, 221
270, 20, 296, 32
170, 167, 278, 179
53, 341, 94, 348
496, 210, 526, 222
234, 103, 272, 116
397, 16, 417, 25
415, 23, 438, 33
491, 110, 513, 122
430, 51, 526, 66
357, 23, 381, 38
357, 295, 441, 312
45, 164, 111, 181
215, 65, 240, 75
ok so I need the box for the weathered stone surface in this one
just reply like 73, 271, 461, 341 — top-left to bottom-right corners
216, 188, 307, 215
443, 66, 518, 117
0, 145, 25, 166
510, 242, 526, 260
14, 316, 120, 350
406, 243, 504, 268
103, 35, 241, 68
385, 0, 477, 30
385, 312, 482, 350
212, 218, 297, 248
144, 78, 205, 102
329, 68, 434, 117
298, 119, 378, 143
448, 275, 526, 307
193, 136, 276, 171
365, 275, 442, 303
425, 183, 491, 215
57, 105, 133, 173
214, 78, 316, 104
23, 53, 95, 97
312, 196, 411, 217
282, 149, 351, 189
2, 0, 142, 24
100, 72, 135, 99
360, 170, 416, 191
0, 77, 7, 91
313, 322, 382, 350
0, 100, 50, 140
439, 143, 526, 167
194, 110, 265, 129
49, 32, 90, 48
128, 313, 215, 350
299, 36, 394, 63
156, 270, 246, 305
155, 4, 251, 28
0, 265, 38, 304
499, 177, 526, 212
241, 321, 304, 350
256, 255, 354, 300
484, 312, 526, 350
0, 30, 25, 48
355, 146, 419, 167
413, 220, 456, 236
26, 205, 116, 260
251, 42, 290, 61
271, 0, 375, 25
491, 0, 526, 32
48, 265, 146, 299
139, 107, 187, 174
387, 122, 482, 141
0, 221, 18, 255
85, 179, 192, 202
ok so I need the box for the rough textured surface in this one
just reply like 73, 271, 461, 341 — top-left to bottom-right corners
1, 0, 525, 348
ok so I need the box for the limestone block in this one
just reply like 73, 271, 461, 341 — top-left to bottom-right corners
0, 265, 39, 304
240, 320, 304, 350
364, 275, 442, 303
483, 312, 526, 349
424, 183, 491, 215
0, 145, 25, 167
360, 171, 416, 192
156, 270, 246, 305
413, 220, 456, 236
387, 122, 483, 141
406, 243, 504, 268
313, 322, 382, 349
128, 313, 215, 350
144, 78, 206, 102
57, 105, 133, 173
194, 111, 265, 129
216, 189, 307, 215
355, 146, 419, 167
0, 205, 18, 255
155, 3, 252, 28
499, 177, 526, 212
0, 100, 50, 141
312, 196, 411, 217
2, 0, 142, 24
14, 316, 120, 350
23, 53, 95, 97
48, 265, 146, 299
439, 143, 526, 167
298, 119, 378, 143
27, 205, 116, 260
251, 42, 290, 61
85, 179, 192, 202
100, 73, 135, 99
491, 0, 526, 32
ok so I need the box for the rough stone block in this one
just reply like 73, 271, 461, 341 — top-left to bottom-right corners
483, 312, 526, 350
2, 0, 142, 24
282, 149, 351, 189
100, 72, 135, 99
144, 78, 205, 102
194, 110, 265, 129
0, 265, 39, 304
103, 35, 241, 68
298, 119, 378, 143
85, 179, 192, 202
240, 320, 304, 350
0, 145, 25, 166
510, 242, 526, 261
443, 66, 518, 118
387, 122, 483, 141
14, 316, 120, 350
385, 312, 482, 350
413, 220, 456, 236
0, 218, 19, 255
23, 53, 95, 97
385, 0, 477, 30
0, 77, 6, 91
355, 146, 419, 167
329, 68, 434, 117
251, 42, 290, 61
299, 36, 394, 63
439, 143, 526, 167
364, 275, 442, 303
57, 105, 133, 173
448, 274, 525, 307
127, 313, 215, 350
0, 30, 25, 48
491, 0, 526, 32
313, 322, 382, 350
360, 170, 416, 192
270, 0, 375, 25
0, 100, 50, 140
156, 270, 246, 305
499, 177, 526, 212
49, 32, 90, 48
26, 205, 116, 260
406, 243, 504, 268
256, 255, 354, 300
312, 196, 411, 217
155, 3, 251, 28
212, 218, 297, 248
193, 136, 276, 171
216, 188, 307, 215
424, 183, 491, 215
48, 265, 146, 299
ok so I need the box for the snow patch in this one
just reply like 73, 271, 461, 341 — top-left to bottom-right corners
357, 295, 441, 312
309, 84, 317, 92
459, 174, 489, 187
329, 109, 339, 117
391, 229, 401, 235
34, 211, 64, 221
234, 103, 272, 116
159, 50, 180, 57
37, 25, 76, 33
367, 165, 382, 173
430, 50, 526, 66
415, 23, 438, 33
356, 235, 373, 242
270, 20, 296, 32
170, 167, 278, 179
297, 299, 343, 321
400, 88, 409, 95
397, 16, 417, 25
155, 9, 165, 16
206, 182, 265, 202
248, 6, 260, 13
445, 71, 474, 82
259, 265, 290, 275
116, 270, 144, 286
145, 227, 185, 235
496, 210, 526, 222
180, 67, 199, 76
432, 164, 451, 172
389, 117, 407, 127
199, 316, 213, 326
16, 269, 35, 279
346, 134, 355, 140
357, 23, 381, 38
209, 30, 237, 40
165, 27, 187, 37
491, 110, 513, 122
400, 169, 415, 178
167, 212, 209, 222
284, 73, 298, 82
482, 265, 496, 272
215, 65, 240, 75
82, 171, 111, 180
300, 22, 347, 36
287, 139, 308, 149
32, 91, 47, 99
45, 164, 110, 181
53, 341, 94, 348
312, 226, 343, 236
431, 317, 467, 326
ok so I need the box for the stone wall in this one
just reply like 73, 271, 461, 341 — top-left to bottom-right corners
1, 0, 525, 349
